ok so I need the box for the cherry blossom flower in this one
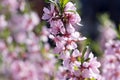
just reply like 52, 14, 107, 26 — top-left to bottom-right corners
42, 3, 56, 21
64, 2, 81, 26
50, 19, 65, 35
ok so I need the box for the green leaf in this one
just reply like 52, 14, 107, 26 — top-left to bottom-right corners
45, 0, 58, 8
84, 78, 96, 80
84, 78, 89, 80
81, 46, 88, 58
81, 46, 88, 64
45, 0, 50, 3
116, 24, 120, 39
90, 78, 96, 80
0, 28, 10, 39
0, 54, 3, 65
74, 66, 79, 70
77, 57, 81, 62
45, 0, 56, 4
65, 10, 76, 13
45, 0, 53, 3
85, 58, 90, 62
60, 0, 69, 8
0, 5, 3, 11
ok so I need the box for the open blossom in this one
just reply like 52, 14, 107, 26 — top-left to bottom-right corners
50, 19, 65, 35
52, 31, 86, 53
82, 53, 101, 79
64, 2, 76, 11
42, 3, 56, 21
42, 2, 85, 54
64, 2, 81, 25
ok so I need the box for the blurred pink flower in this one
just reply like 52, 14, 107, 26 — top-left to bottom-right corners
1, 0, 18, 13
101, 40, 120, 80
10, 60, 39, 80
0, 15, 7, 31
24, 12, 40, 31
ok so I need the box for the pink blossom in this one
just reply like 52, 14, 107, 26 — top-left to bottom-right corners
8, 14, 26, 31
42, 3, 56, 21
50, 19, 65, 35
64, 2, 76, 12
66, 23, 75, 33
13, 31, 27, 44
18, 0, 25, 11
1, 0, 18, 13
101, 40, 120, 80
99, 25, 117, 50
64, 2, 81, 25
9, 12, 39, 32
10, 60, 39, 80
24, 12, 40, 31
25, 33, 40, 53
65, 12, 81, 25
42, 1, 101, 80
82, 53, 101, 79
0, 40, 7, 53
40, 27, 50, 42
0, 15, 7, 31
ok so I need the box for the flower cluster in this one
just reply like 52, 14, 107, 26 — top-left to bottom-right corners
42, 1, 85, 54
1, 0, 25, 13
0, 0, 56, 80
101, 40, 120, 80
42, 1, 101, 80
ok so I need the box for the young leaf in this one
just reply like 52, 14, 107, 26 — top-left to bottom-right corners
81, 46, 88, 64
45, 0, 53, 3
45, 0, 56, 4
45, 0, 50, 3
60, 0, 69, 8
90, 78, 96, 80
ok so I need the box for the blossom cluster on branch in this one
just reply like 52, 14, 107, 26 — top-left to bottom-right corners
42, 0, 102, 80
